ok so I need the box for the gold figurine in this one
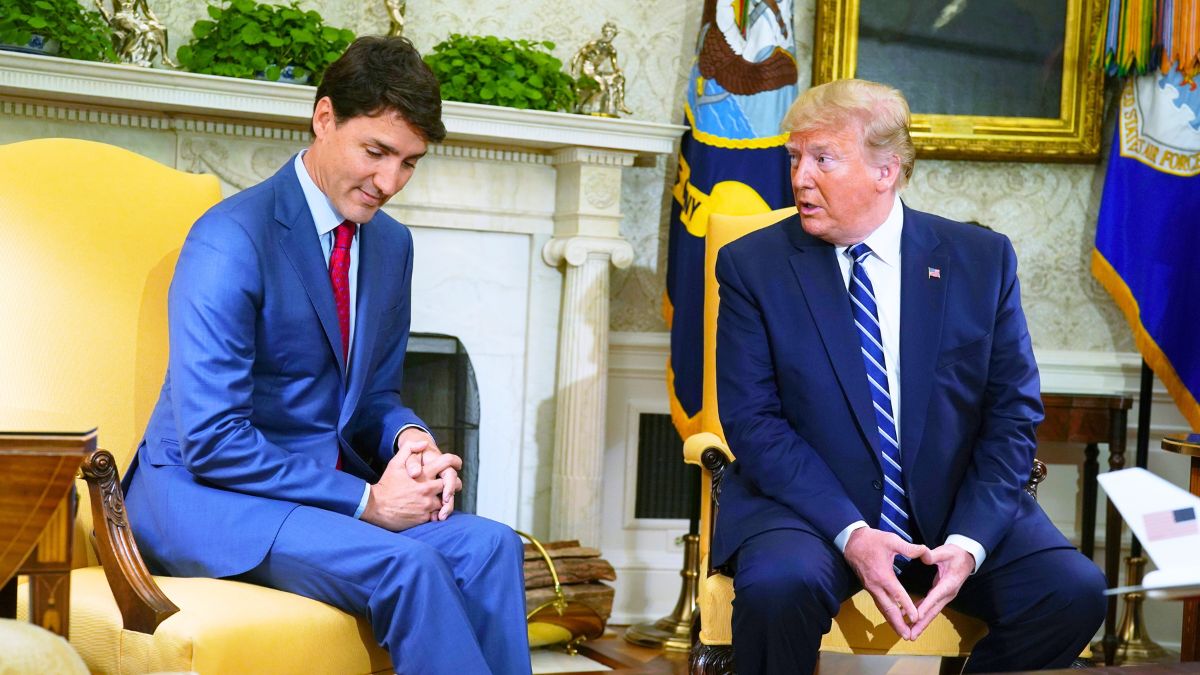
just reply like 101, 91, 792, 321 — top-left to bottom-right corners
94, 0, 175, 68
570, 22, 633, 118
385, 0, 406, 38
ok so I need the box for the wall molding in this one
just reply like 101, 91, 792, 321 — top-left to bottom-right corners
615, 333, 1156, 392
612, 334, 1187, 424
609, 331, 670, 381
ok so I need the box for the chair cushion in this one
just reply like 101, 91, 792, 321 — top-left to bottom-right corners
58, 567, 393, 674
698, 556, 987, 656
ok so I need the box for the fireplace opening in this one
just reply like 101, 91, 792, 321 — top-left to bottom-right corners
400, 333, 480, 514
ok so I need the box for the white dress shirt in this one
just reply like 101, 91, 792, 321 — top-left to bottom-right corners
830, 195, 986, 573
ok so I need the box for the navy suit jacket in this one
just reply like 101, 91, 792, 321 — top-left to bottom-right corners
712, 206, 1070, 573
124, 158, 424, 579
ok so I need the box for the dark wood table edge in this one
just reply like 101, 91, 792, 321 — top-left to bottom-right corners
1, 427, 97, 637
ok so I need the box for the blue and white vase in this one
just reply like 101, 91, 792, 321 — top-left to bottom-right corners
254, 64, 310, 85
0, 33, 61, 56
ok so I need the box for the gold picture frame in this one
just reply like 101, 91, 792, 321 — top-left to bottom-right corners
812, 0, 1106, 162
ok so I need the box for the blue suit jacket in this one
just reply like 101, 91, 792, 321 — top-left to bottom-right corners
712, 206, 1070, 573
124, 158, 424, 579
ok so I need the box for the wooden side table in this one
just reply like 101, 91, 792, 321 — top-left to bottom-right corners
1038, 393, 1132, 665
0, 419, 96, 638
1161, 433, 1200, 662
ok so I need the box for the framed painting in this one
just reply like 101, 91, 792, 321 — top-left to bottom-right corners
812, 0, 1106, 161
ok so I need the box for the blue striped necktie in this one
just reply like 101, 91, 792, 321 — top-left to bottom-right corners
846, 243, 913, 574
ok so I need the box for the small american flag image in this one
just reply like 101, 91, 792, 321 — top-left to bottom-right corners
1143, 507, 1199, 542
928, 267, 941, 279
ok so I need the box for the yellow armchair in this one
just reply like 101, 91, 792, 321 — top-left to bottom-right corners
684, 208, 1008, 674
2, 139, 392, 674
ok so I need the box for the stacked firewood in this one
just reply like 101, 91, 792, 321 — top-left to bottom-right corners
523, 539, 617, 622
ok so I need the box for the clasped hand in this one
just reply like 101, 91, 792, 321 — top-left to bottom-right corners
843, 528, 974, 640
361, 428, 464, 532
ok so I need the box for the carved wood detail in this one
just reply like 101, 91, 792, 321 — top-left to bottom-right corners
1026, 459, 1048, 499
700, 446, 730, 578
80, 449, 179, 634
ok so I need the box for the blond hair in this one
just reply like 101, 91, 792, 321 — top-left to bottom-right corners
781, 79, 915, 189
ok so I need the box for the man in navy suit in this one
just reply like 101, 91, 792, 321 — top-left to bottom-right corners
714, 79, 1105, 673
123, 37, 531, 674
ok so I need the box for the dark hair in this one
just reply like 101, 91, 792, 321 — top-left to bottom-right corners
313, 36, 446, 143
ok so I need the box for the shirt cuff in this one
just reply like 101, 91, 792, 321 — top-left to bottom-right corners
945, 534, 986, 574
392, 424, 432, 455
834, 520, 868, 553
353, 482, 370, 520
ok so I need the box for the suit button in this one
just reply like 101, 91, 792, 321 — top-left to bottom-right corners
872, 480, 883, 490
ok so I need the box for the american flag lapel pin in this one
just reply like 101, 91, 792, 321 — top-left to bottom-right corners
928, 267, 941, 280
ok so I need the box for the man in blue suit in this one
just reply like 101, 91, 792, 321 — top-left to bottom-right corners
123, 37, 531, 674
714, 79, 1105, 673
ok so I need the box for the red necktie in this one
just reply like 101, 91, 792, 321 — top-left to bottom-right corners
330, 220, 355, 470
330, 220, 356, 363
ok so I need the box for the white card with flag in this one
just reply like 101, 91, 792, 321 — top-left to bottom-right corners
1098, 468, 1200, 599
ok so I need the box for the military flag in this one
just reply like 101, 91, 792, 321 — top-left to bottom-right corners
1093, 66, 1200, 430
665, 0, 799, 438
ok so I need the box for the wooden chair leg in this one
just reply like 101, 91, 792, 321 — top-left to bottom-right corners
938, 655, 967, 675
689, 612, 735, 675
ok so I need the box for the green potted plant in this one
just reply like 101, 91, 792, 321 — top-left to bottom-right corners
176, 0, 354, 85
0, 0, 118, 62
424, 34, 576, 113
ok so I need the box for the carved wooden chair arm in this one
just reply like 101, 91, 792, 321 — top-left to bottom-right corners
1026, 458, 1048, 500
683, 432, 733, 468
80, 449, 178, 634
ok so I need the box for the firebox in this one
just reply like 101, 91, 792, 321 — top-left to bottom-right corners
401, 333, 479, 514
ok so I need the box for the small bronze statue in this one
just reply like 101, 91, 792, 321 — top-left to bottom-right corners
385, 0, 406, 38
94, 0, 175, 68
570, 22, 633, 118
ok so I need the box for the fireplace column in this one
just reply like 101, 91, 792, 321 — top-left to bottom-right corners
543, 147, 635, 546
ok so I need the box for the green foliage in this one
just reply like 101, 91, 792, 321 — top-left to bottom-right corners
425, 34, 576, 112
0, 0, 118, 62
176, 0, 354, 85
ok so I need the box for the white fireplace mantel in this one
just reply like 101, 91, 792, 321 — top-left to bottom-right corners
0, 51, 681, 163
0, 49, 683, 540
